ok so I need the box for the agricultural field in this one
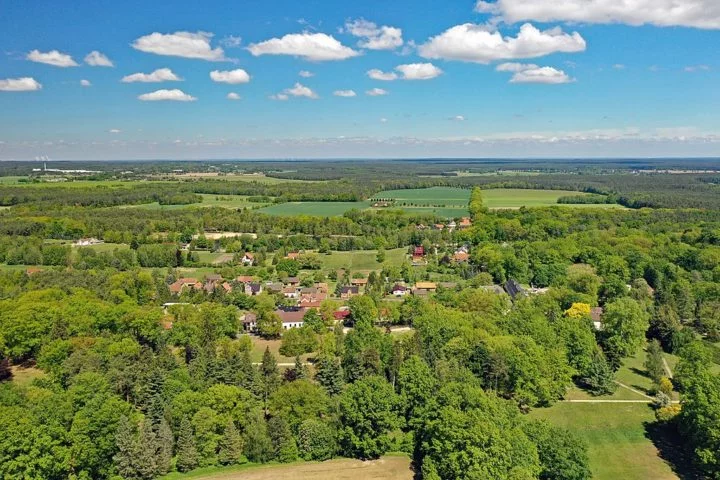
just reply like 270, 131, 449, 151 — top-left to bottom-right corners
318, 248, 407, 271
128, 194, 269, 210
159, 455, 412, 480
530, 403, 681, 480
258, 201, 371, 217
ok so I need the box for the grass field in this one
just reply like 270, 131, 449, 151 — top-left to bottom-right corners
250, 337, 313, 364
258, 201, 372, 216
318, 248, 407, 271
530, 403, 680, 480
9, 365, 46, 386
128, 194, 269, 210
159, 455, 412, 480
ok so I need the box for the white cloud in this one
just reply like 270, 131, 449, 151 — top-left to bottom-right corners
0, 77, 42, 92
496, 62, 574, 84
282, 82, 319, 99
109, 129, 121, 134
122, 68, 182, 83
132, 31, 226, 61
344, 19, 403, 50
366, 88, 389, 96
299, 70, 315, 78
210, 69, 251, 84
80, 79, 92, 87
452, 115, 466, 121
26, 49, 78, 67
395, 63, 443, 80
270, 93, 289, 101
684, 64, 710, 72
85, 51, 114, 67
227, 92, 241, 100
380, 117, 388, 123
418, 23, 586, 63
221, 36, 242, 48
333, 89, 357, 97
613, 63, 626, 70
138, 89, 197, 102
475, 0, 720, 29
248, 32, 360, 61
367, 69, 398, 81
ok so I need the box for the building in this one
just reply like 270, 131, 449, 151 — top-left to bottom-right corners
285, 276, 300, 286
391, 284, 410, 296
242, 312, 258, 332
299, 292, 326, 308
276, 308, 305, 330
452, 251, 470, 263
504, 279, 525, 300
590, 307, 604, 330
340, 286, 360, 299
458, 217, 473, 229
283, 287, 300, 299
245, 283, 263, 296
235, 275, 255, 284
265, 282, 284, 294
415, 282, 437, 292
285, 252, 300, 260
74, 237, 103, 246
241, 252, 254, 266
169, 278, 202, 295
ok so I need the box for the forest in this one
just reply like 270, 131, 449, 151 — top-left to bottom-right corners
0, 160, 719, 480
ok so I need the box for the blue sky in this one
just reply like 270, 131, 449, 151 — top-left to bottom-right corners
1, 0, 719, 160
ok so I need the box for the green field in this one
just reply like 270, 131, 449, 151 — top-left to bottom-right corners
318, 248, 407, 271
530, 403, 679, 480
259, 201, 371, 216
128, 194, 268, 210
257, 187, 621, 218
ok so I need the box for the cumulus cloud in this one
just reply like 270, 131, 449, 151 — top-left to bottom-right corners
367, 69, 398, 81
451, 115, 466, 121
227, 92, 241, 100
475, 0, 720, 29
496, 62, 574, 84
366, 88, 389, 96
122, 68, 182, 83
344, 19, 403, 50
299, 70, 315, 78
333, 89, 357, 97
271, 82, 319, 100
84, 51, 114, 67
613, 63, 626, 70
26, 49, 78, 67
138, 89, 197, 102
0, 77, 42, 92
418, 23, 585, 63
108, 129, 121, 133
270, 93, 289, 101
210, 68, 251, 84
80, 79, 92, 87
248, 32, 360, 61
132, 31, 226, 61
395, 63, 443, 80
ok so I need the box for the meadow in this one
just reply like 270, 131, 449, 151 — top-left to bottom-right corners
258, 201, 372, 216
318, 248, 407, 271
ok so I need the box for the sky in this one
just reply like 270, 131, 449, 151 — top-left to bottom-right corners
0, 0, 719, 160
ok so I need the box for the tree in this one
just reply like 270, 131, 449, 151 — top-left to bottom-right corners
338, 375, 401, 459
315, 354, 344, 396
297, 419, 337, 461
582, 348, 616, 396
279, 326, 318, 357
155, 419, 173, 475
175, 417, 199, 473
244, 410, 274, 463
260, 347, 281, 411
218, 420, 245, 466
114, 416, 140, 480
397, 355, 435, 426
256, 310, 282, 339
564, 302, 591, 319
302, 309, 325, 334
269, 379, 332, 431
468, 187, 486, 218
268, 416, 299, 463
523, 420, 591, 480
601, 297, 650, 365
644, 340, 665, 386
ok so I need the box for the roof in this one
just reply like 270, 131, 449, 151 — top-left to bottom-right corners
453, 252, 470, 262
459, 217, 472, 227
286, 252, 300, 260
246, 283, 263, 293
415, 282, 437, 290
283, 287, 298, 294
413, 289, 429, 296
243, 252, 254, 258
504, 279, 525, 299
414, 246, 425, 255
276, 308, 305, 324
334, 309, 351, 320
242, 312, 258, 324
205, 274, 223, 281
392, 284, 409, 292
25, 267, 44, 275
590, 307, 604, 322
340, 286, 359, 294
351, 278, 368, 285
301, 287, 318, 295
285, 276, 300, 283
236, 275, 255, 283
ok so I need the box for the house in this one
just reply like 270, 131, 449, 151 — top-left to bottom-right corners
245, 283, 263, 296
434, 224, 445, 230
340, 286, 360, 299
590, 307, 604, 330
283, 287, 300, 299
351, 278, 368, 288
169, 278, 202, 295
285, 276, 300, 286
203, 274, 227, 293
276, 308, 305, 330
447, 221, 457, 230
415, 282, 437, 292
299, 292, 326, 308
315, 283, 329, 294
242, 312, 258, 332
235, 275, 255, 284
300, 287, 319, 295
241, 252, 254, 266
504, 278, 525, 300
391, 284, 410, 297
333, 308, 351, 321
453, 251, 470, 263
74, 237, 103, 246
265, 282, 284, 294
458, 217, 473, 229
413, 246, 425, 257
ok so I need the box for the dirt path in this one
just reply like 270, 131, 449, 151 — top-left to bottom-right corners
662, 357, 673, 378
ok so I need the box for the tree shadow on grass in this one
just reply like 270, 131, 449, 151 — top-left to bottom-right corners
644, 420, 702, 480
630, 366, 650, 379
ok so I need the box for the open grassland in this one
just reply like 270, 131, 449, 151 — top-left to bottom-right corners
159, 455, 412, 480
126, 194, 269, 210
530, 403, 680, 480
250, 337, 313, 364
319, 248, 407, 271
259, 201, 371, 217
10, 365, 46, 386
481, 188, 622, 209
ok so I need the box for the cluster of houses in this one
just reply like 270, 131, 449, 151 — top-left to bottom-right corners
416, 217, 473, 231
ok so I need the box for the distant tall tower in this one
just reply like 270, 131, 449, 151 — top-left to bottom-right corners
44, 162, 47, 171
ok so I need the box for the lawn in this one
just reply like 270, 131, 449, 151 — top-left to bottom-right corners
250, 337, 313, 365
319, 248, 407, 272
530, 403, 680, 480
159, 455, 412, 480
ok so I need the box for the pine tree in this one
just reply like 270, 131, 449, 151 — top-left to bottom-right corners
135, 421, 159, 479
260, 347, 281, 411
218, 420, 245, 466
114, 416, 139, 479
645, 339, 665, 386
244, 410, 274, 463
315, 355, 344, 396
583, 349, 617, 396
176, 417, 199, 473
155, 419, 174, 475
268, 416, 299, 463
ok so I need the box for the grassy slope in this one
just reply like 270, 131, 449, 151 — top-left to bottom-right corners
530, 402, 678, 480
319, 248, 407, 272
